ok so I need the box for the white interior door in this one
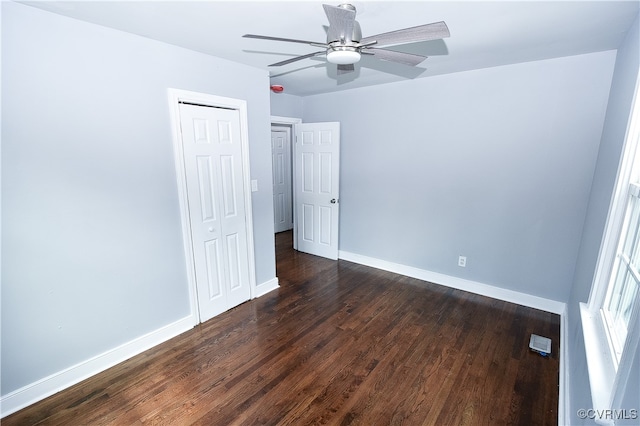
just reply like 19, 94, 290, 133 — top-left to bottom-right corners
294, 122, 340, 260
271, 126, 293, 233
179, 103, 251, 322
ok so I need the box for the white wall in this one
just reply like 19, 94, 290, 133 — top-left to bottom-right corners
566, 12, 640, 425
1, 1, 275, 402
270, 92, 304, 118
302, 51, 616, 303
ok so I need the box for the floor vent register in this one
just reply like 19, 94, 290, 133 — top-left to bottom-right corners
529, 334, 552, 357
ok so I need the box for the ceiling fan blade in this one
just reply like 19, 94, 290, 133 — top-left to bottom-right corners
243, 34, 326, 47
269, 51, 325, 67
323, 4, 356, 42
365, 48, 427, 66
337, 64, 355, 75
360, 21, 450, 47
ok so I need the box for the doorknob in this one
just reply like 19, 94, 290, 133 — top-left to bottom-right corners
208, 227, 215, 232
330, 198, 338, 204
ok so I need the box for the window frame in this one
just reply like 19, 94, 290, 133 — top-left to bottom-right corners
581, 75, 640, 424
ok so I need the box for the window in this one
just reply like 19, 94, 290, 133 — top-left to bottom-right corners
581, 75, 640, 421
602, 176, 640, 364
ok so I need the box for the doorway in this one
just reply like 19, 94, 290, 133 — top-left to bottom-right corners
270, 116, 341, 260
271, 125, 293, 233
271, 116, 301, 252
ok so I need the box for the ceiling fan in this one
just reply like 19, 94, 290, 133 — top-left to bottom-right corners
243, 3, 450, 74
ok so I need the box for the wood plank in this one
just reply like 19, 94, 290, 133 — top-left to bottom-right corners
3, 231, 559, 425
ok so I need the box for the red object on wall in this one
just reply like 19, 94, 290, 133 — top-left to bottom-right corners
270, 85, 284, 93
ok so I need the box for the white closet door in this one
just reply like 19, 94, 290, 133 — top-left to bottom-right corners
179, 103, 251, 321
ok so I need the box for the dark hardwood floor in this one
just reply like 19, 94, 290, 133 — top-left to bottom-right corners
4, 231, 560, 425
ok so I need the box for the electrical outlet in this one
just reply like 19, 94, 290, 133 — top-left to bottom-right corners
458, 256, 467, 267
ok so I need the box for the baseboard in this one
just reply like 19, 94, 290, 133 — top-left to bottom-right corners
254, 277, 279, 298
0, 314, 196, 418
338, 250, 566, 315
558, 305, 570, 426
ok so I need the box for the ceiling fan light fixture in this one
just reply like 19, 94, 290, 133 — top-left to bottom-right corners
326, 49, 361, 65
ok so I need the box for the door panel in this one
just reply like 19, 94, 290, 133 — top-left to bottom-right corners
196, 157, 217, 222
302, 203, 314, 242
320, 153, 332, 194
294, 122, 340, 260
226, 233, 241, 289
220, 155, 238, 216
320, 206, 332, 245
179, 103, 251, 321
205, 239, 223, 299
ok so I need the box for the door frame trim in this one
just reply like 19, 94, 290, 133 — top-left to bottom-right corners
169, 88, 257, 324
271, 116, 302, 125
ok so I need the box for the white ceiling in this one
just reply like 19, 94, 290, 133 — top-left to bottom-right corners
21, 1, 640, 96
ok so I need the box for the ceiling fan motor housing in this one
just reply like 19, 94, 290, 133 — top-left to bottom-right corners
327, 5, 361, 43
